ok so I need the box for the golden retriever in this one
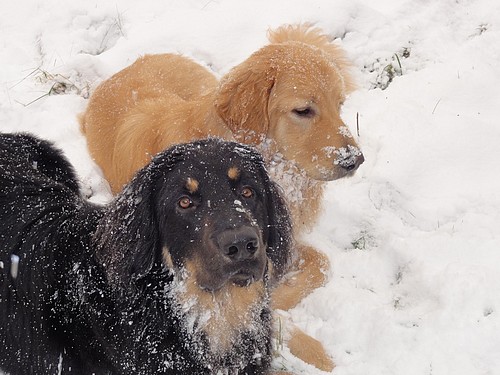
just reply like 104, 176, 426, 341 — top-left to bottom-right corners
80, 24, 364, 371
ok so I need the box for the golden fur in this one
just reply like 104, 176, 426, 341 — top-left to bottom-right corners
179, 258, 267, 356
80, 24, 364, 372
288, 327, 335, 371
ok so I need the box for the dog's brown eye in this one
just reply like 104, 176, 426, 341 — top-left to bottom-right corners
293, 107, 315, 118
178, 197, 193, 209
241, 187, 253, 198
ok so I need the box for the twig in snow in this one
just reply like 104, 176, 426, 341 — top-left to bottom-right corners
432, 98, 442, 114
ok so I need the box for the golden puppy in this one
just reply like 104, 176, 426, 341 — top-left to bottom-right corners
80, 24, 364, 371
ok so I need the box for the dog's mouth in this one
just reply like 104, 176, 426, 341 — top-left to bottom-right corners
230, 270, 257, 287
264, 143, 364, 182
196, 265, 265, 292
310, 146, 364, 181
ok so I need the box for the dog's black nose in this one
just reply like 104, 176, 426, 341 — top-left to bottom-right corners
217, 227, 260, 261
339, 152, 365, 172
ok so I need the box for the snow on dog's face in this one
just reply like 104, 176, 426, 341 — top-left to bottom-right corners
265, 43, 364, 181
215, 24, 364, 181
153, 141, 291, 354
95, 139, 292, 358
156, 145, 283, 293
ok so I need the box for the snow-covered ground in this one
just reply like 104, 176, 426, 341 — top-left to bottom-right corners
1, 0, 500, 374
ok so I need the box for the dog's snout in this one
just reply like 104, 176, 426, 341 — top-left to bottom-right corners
339, 152, 365, 172
217, 227, 260, 261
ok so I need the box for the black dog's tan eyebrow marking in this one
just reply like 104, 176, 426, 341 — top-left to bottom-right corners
185, 177, 199, 194
227, 166, 240, 181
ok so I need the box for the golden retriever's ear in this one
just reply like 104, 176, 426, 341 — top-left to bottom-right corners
214, 57, 275, 143
268, 23, 356, 94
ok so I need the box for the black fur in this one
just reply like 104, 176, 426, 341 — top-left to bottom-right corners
0, 133, 292, 375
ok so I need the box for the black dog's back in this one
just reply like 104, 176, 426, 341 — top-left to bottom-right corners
0, 133, 83, 268
0, 133, 105, 374
0, 133, 87, 270
0, 133, 80, 193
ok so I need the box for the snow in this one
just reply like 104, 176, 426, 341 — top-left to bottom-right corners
1, 0, 500, 374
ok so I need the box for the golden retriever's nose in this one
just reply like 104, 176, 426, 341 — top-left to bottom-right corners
338, 152, 365, 172
217, 227, 261, 261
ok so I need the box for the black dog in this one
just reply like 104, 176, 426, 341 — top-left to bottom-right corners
0, 133, 292, 375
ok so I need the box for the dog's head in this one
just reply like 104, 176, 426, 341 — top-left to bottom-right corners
95, 139, 292, 293
215, 24, 364, 181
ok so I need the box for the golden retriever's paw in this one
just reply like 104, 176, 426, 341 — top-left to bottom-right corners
288, 327, 335, 372
273, 314, 334, 373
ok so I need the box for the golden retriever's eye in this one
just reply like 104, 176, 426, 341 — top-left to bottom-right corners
178, 196, 193, 209
241, 187, 254, 199
292, 106, 315, 118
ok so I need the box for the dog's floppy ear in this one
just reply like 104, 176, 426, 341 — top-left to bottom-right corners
214, 50, 275, 144
94, 146, 185, 290
262, 173, 293, 282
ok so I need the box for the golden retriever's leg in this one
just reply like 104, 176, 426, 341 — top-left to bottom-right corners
273, 313, 334, 373
271, 245, 333, 371
288, 327, 334, 372
271, 243, 330, 311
